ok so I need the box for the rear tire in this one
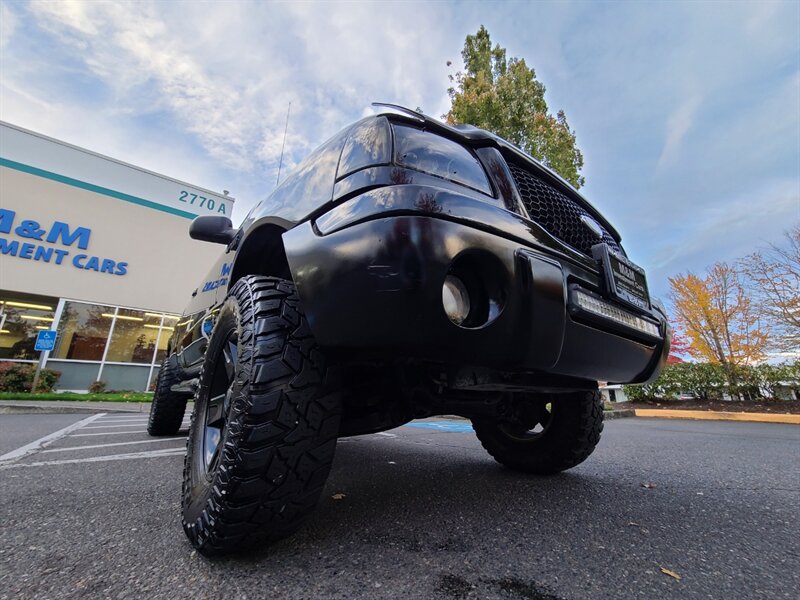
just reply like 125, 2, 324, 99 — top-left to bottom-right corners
472, 390, 604, 475
181, 275, 341, 556
147, 358, 188, 436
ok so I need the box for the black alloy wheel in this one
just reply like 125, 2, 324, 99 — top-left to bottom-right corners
201, 330, 238, 473
496, 396, 554, 442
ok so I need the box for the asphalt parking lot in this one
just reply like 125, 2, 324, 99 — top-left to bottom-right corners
0, 412, 797, 600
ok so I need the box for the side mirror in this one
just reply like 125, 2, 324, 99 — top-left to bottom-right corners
189, 216, 237, 245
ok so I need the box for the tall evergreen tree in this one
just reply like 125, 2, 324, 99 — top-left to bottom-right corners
446, 26, 585, 189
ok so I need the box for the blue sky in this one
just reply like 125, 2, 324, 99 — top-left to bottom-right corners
1, 0, 798, 299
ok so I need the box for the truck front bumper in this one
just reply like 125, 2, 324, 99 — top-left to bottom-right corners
282, 185, 670, 385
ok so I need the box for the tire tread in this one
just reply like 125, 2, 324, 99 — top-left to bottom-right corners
181, 275, 340, 556
147, 359, 188, 436
473, 390, 604, 475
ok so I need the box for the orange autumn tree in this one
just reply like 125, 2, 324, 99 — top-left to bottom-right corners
669, 263, 769, 393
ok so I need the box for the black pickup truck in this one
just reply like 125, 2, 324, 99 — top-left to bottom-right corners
147, 104, 670, 555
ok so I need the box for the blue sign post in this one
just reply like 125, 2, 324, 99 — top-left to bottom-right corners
32, 330, 57, 392
34, 330, 57, 352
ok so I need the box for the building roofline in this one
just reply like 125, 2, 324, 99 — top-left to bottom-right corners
0, 120, 235, 202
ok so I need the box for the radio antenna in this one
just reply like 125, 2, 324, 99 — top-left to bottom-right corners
276, 101, 291, 186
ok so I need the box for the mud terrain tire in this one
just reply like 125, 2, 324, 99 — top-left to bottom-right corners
182, 275, 341, 556
472, 390, 604, 475
147, 358, 187, 436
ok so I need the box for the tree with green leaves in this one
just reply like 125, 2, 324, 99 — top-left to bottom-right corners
446, 26, 585, 189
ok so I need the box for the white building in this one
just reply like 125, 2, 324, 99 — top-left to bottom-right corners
0, 121, 234, 391
600, 384, 629, 403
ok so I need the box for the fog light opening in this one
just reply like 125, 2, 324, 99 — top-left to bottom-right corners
442, 275, 471, 325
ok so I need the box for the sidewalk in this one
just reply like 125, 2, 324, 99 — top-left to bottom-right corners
0, 399, 155, 414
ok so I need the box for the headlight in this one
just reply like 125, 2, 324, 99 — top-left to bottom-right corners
337, 116, 392, 179
392, 124, 492, 195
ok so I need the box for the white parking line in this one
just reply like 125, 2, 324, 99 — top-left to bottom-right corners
0, 413, 106, 463
0, 447, 185, 469
68, 420, 190, 435
71, 431, 155, 437
42, 437, 185, 453
81, 424, 153, 429
96, 414, 149, 418
71, 426, 189, 437
94, 418, 150, 423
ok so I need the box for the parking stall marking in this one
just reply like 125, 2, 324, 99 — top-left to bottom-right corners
0, 410, 192, 468
81, 423, 156, 429
42, 437, 185, 454
72, 430, 158, 437
0, 415, 475, 470
0, 413, 106, 464
94, 414, 150, 418
70, 423, 189, 437
0, 447, 186, 470
92, 418, 150, 424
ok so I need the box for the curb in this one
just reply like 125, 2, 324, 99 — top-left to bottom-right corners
0, 405, 107, 415
0, 402, 152, 415
604, 409, 635, 420
634, 409, 800, 425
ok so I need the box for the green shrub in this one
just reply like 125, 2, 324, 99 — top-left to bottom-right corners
88, 380, 107, 394
35, 368, 61, 393
0, 361, 61, 393
623, 361, 799, 402
0, 362, 31, 392
676, 362, 727, 400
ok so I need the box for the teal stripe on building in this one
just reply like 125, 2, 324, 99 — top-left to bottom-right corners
0, 157, 196, 220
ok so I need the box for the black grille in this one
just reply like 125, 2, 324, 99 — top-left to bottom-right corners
507, 163, 620, 256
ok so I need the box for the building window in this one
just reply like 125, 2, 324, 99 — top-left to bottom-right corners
0, 291, 58, 360
105, 308, 158, 364
2, 292, 181, 390
155, 315, 179, 363
103, 310, 178, 364
52, 301, 115, 361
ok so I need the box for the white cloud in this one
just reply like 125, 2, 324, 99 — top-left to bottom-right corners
745, 0, 781, 35
0, 78, 229, 195
657, 95, 702, 170
16, 0, 467, 192
29, 0, 271, 173
0, 1, 16, 48
645, 177, 799, 283
1, 0, 798, 264
33, 0, 99, 34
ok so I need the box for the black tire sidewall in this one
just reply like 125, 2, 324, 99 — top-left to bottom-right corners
183, 297, 240, 525
147, 358, 187, 436
473, 391, 604, 474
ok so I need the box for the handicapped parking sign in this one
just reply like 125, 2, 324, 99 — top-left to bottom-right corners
34, 330, 57, 352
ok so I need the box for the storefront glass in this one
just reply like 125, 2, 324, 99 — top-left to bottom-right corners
105, 308, 158, 364
0, 292, 58, 360
52, 301, 115, 361
0, 290, 181, 390
155, 315, 179, 363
